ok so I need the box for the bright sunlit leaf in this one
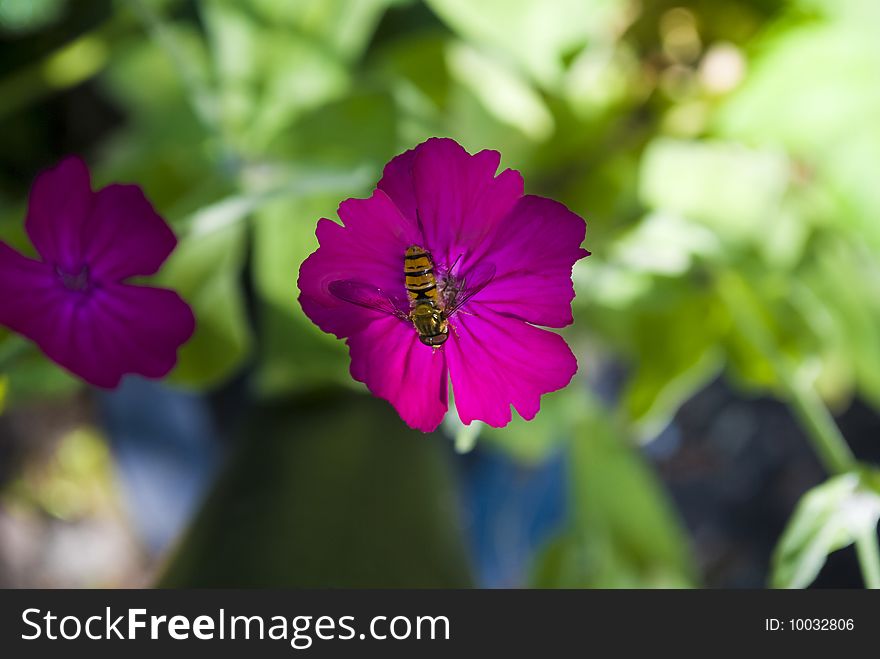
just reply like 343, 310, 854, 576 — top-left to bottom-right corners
772, 471, 880, 588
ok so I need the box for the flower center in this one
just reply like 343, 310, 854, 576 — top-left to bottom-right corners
56, 264, 92, 292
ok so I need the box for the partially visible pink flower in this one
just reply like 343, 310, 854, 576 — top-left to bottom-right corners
298, 138, 588, 432
0, 156, 195, 387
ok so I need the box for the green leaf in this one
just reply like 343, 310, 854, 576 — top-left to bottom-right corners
157, 200, 253, 387
201, 0, 374, 151
250, 193, 363, 396
446, 42, 554, 141
245, 0, 395, 61
791, 238, 880, 408
480, 385, 587, 464
532, 396, 695, 587
0, 332, 79, 403
621, 284, 726, 439
426, 0, 625, 90
717, 22, 880, 155
610, 211, 721, 277
771, 471, 880, 589
159, 391, 473, 587
0, 0, 64, 33
264, 90, 397, 167
716, 11, 880, 248
639, 138, 790, 244
717, 270, 820, 393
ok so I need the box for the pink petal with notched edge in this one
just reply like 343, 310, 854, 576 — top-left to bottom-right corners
84, 184, 178, 281
472, 195, 589, 329
376, 146, 418, 222
299, 137, 587, 432
298, 189, 421, 339
25, 156, 93, 272
378, 137, 523, 268
348, 315, 448, 432
445, 304, 578, 427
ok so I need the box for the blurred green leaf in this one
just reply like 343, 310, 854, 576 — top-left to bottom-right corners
446, 42, 554, 141
0, 332, 79, 402
254, 301, 353, 398
201, 0, 391, 152
201, 3, 323, 147
718, 21, 880, 155
783, 238, 880, 409
532, 396, 695, 587
796, 0, 880, 22
250, 189, 368, 397
264, 89, 397, 167
0, 0, 65, 33
102, 16, 212, 123
587, 276, 727, 441
717, 270, 821, 393
246, 0, 394, 61
771, 471, 880, 588
160, 391, 473, 587
639, 138, 791, 245
717, 9, 880, 247
611, 212, 720, 277
480, 386, 587, 464
426, 0, 625, 90
157, 200, 252, 387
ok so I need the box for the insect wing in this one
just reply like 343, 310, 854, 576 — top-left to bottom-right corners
328, 280, 408, 320
445, 262, 496, 316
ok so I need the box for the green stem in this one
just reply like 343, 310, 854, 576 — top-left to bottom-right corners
780, 372, 855, 476
717, 272, 880, 587
717, 272, 855, 475
855, 527, 880, 589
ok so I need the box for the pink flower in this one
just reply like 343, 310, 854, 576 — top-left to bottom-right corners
298, 138, 588, 432
0, 156, 195, 388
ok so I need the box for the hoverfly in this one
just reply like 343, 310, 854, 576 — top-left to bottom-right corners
328, 245, 495, 347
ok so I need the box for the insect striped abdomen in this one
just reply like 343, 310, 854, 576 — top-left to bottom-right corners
404, 246, 438, 303
404, 245, 449, 346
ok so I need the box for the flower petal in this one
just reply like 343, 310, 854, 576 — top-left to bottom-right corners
472, 195, 588, 328
61, 284, 195, 388
378, 137, 523, 268
446, 306, 578, 427
25, 156, 93, 271
376, 144, 418, 222
84, 184, 178, 281
298, 189, 420, 339
0, 242, 68, 338
0, 242, 194, 388
348, 315, 448, 432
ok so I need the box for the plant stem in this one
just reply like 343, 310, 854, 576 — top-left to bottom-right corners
855, 527, 880, 589
717, 272, 880, 588
780, 372, 855, 476
717, 272, 855, 475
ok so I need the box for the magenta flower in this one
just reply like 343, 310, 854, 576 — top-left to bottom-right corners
298, 138, 588, 432
0, 156, 195, 388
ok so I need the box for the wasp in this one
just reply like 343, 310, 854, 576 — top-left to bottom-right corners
328, 245, 495, 347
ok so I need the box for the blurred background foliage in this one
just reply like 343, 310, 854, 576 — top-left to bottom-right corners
1, 0, 879, 588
